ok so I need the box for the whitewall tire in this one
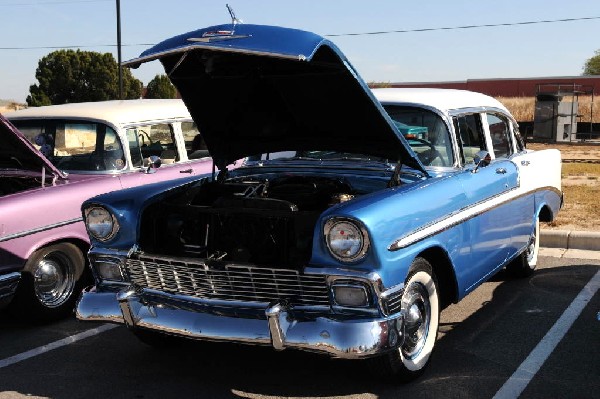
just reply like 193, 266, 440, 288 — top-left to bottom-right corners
367, 257, 440, 381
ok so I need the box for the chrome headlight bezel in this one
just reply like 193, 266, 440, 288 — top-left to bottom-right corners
84, 206, 119, 242
324, 217, 370, 262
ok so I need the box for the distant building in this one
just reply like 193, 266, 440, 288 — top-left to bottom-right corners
386, 75, 600, 97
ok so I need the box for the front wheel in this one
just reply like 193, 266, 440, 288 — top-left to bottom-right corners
507, 216, 539, 278
367, 257, 440, 382
10, 243, 86, 322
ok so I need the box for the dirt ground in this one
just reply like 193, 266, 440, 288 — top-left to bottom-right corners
527, 142, 600, 231
527, 142, 600, 160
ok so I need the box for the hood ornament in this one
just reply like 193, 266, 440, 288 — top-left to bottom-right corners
226, 4, 243, 26
188, 4, 248, 43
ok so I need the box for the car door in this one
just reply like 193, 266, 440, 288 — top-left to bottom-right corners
453, 112, 518, 293
485, 112, 534, 257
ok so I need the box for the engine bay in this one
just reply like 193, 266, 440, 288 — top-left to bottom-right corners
139, 174, 365, 269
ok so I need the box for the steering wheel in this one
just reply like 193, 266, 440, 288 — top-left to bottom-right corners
410, 138, 447, 166
138, 130, 152, 147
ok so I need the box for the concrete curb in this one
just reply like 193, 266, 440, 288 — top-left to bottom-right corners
540, 230, 600, 251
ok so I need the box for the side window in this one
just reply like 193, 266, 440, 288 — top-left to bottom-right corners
11, 119, 124, 171
133, 124, 177, 163
126, 128, 143, 167
513, 125, 526, 152
182, 121, 209, 159
453, 114, 486, 165
486, 114, 513, 159
102, 128, 125, 170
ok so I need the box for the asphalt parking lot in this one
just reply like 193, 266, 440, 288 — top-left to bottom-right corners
0, 255, 598, 399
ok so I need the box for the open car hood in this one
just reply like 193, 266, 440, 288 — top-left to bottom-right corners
0, 114, 65, 178
125, 23, 427, 174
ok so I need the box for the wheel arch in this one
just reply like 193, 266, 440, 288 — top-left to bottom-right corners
413, 246, 458, 309
24, 237, 91, 279
538, 203, 554, 223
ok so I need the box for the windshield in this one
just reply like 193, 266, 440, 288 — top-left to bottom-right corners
383, 105, 454, 167
11, 119, 125, 172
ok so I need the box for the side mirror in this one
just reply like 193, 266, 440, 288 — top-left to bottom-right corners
144, 155, 162, 174
472, 150, 491, 173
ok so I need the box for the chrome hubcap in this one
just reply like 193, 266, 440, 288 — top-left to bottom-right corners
401, 282, 430, 359
526, 226, 537, 264
33, 252, 76, 308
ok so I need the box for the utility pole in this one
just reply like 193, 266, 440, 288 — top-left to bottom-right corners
116, 0, 123, 100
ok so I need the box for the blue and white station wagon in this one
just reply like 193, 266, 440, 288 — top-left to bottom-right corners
76, 22, 562, 381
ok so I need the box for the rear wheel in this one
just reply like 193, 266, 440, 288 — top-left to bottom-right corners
507, 216, 539, 278
367, 257, 440, 382
10, 243, 86, 322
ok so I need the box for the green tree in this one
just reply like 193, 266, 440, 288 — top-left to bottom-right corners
145, 74, 178, 99
27, 49, 143, 106
583, 49, 600, 75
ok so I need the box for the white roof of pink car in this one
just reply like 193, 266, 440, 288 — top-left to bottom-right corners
5, 99, 192, 127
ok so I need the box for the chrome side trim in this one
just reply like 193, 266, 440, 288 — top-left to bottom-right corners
0, 217, 82, 243
388, 186, 561, 251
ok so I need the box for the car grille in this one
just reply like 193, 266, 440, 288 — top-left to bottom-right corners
125, 254, 330, 307
382, 292, 403, 315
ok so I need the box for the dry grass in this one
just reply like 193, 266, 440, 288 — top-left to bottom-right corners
528, 142, 600, 160
543, 162, 600, 231
496, 96, 600, 123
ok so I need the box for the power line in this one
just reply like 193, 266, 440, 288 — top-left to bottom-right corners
325, 15, 600, 37
0, 44, 153, 50
1, 15, 599, 50
0, 0, 110, 6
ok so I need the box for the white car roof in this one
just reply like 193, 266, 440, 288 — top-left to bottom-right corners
4, 99, 192, 127
372, 88, 509, 114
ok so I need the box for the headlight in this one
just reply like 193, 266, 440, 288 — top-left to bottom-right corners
324, 218, 370, 262
84, 206, 119, 241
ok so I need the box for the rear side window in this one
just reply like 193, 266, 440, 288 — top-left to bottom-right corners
486, 113, 513, 159
453, 114, 486, 165
182, 121, 209, 159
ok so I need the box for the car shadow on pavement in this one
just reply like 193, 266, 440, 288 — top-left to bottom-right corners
0, 263, 597, 399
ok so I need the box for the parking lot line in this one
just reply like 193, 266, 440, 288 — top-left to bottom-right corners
493, 270, 600, 399
0, 324, 118, 369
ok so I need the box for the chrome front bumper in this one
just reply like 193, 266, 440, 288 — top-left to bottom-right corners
76, 285, 405, 359
0, 272, 20, 303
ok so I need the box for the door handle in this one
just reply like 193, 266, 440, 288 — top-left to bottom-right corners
495, 168, 507, 174
180, 169, 193, 174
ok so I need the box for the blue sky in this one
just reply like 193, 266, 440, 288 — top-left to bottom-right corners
1, 0, 599, 102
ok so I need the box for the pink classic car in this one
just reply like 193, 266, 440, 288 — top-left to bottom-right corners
0, 99, 213, 321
